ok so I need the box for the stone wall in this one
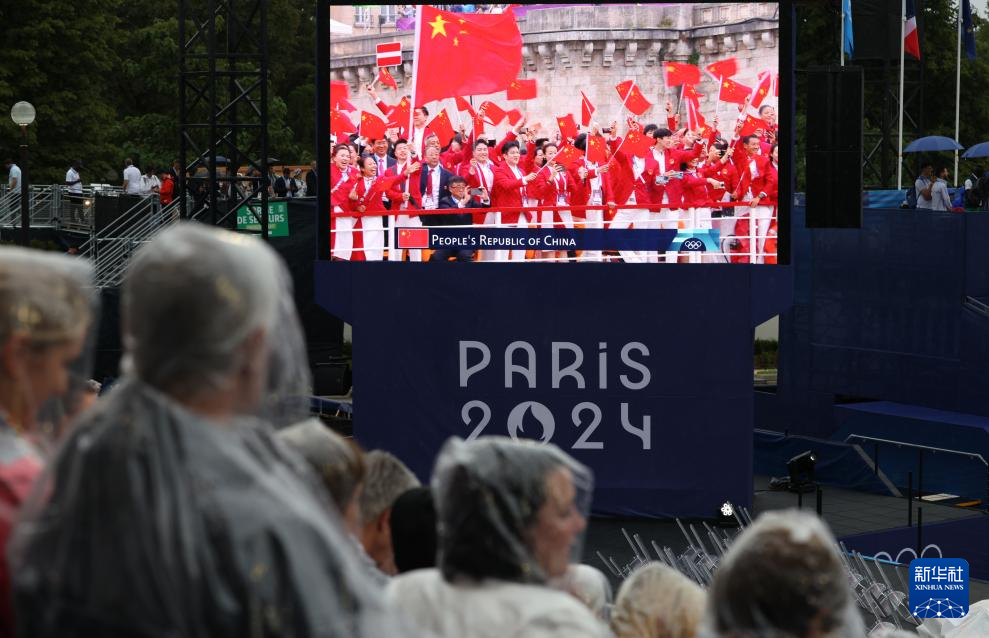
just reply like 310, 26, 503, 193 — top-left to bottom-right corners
330, 4, 779, 140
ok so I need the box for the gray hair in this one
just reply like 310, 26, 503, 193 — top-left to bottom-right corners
359, 450, 419, 526
122, 223, 283, 397
276, 419, 365, 511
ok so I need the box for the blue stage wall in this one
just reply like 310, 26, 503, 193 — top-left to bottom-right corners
771, 207, 989, 438
316, 262, 792, 518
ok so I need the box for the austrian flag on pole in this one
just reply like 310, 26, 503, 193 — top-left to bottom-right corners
376, 42, 402, 67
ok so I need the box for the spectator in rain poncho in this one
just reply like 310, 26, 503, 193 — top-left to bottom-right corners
550, 563, 613, 621
10, 223, 418, 638
609, 562, 705, 638
0, 248, 94, 638
700, 510, 867, 638
385, 436, 609, 638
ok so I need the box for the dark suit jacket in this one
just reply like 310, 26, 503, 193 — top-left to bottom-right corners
434, 194, 490, 227
418, 165, 454, 206
305, 170, 318, 197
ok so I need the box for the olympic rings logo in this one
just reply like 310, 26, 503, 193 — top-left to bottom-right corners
683, 238, 705, 251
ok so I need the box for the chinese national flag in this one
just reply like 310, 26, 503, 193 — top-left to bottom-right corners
751, 72, 773, 108
506, 108, 523, 126
387, 96, 411, 129
478, 101, 507, 126
738, 114, 770, 137
556, 113, 579, 141
369, 174, 405, 196
430, 109, 457, 147
580, 91, 595, 127
330, 110, 357, 137
586, 135, 608, 165
682, 84, 701, 105
378, 68, 398, 90
455, 95, 476, 117
663, 62, 701, 86
398, 227, 430, 249
719, 78, 753, 105
507, 78, 537, 100
552, 143, 582, 169
615, 80, 652, 115
331, 80, 350, 110
686, 99, 707, 132
473, 112, 486, 135
623, 129, 654, 158
359, 110, 387, 140
413, 5, 523, 107
705, 58, 738, 80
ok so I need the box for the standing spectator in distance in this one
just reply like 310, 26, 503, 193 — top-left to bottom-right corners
389, 487, 438, 574
273, 167, 290, 198
266, 165, 280, 196
914, 161, 934, 209
358, 450, 421, 576
288, 169, 305, 198
930, 165, 953, 211
159, 169, 175, 206
305, 160, 318, 197
122, 158, 142, 195
64, 160, 84, 224
140, 166, 161, 198
0, 248, 94, 638
169, 159, 181, 181
5, 159, 21, 194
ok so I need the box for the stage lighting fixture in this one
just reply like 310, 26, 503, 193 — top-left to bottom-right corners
787, 450, 817, 493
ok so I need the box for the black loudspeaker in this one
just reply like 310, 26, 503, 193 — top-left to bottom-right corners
851, 0, 902, 61
806, 65, 863, 229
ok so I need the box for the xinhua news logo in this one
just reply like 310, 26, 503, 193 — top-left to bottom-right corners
909, 558, 969, 619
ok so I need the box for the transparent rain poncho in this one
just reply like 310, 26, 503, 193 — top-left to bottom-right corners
9, 224, 418, 638
700, 510, 868, 638
385, 436, 607, 638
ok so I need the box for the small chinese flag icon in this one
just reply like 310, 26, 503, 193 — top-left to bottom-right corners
398, 228, 430, 249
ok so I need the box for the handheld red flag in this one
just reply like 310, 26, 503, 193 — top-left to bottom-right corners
429, 109, 457, 147
387, 96, 412, 129
359, 110, 387, 141
507, 78, 537, 100
623, 129, 654, 158
719, 78, 753, 105
586, 135, 608, 165
455, 96, 476, 117
378, 68, 398, 90
705, 58, 738, 80
738, 114, 770, 137
478, 101, 507, 126
552, 143, 582, 170
580, 91, 596, 127
751, 71, 774, 108
506, 109, 523, 126
413, 5, 523, 107
331, 80, 350, 108
663, 62, 701, 87
686, 99, 707, 132
615, 80, 652, 115
330, 110, 357, 138
472, 112, 486, 135
682, 84, 701, 106
556, 113, 579, 141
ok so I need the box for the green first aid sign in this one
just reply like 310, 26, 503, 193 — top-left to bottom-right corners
236, 200, 289, 237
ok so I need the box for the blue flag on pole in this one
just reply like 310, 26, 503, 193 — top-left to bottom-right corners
963, 0, 976, 60
843, 0, 854, 58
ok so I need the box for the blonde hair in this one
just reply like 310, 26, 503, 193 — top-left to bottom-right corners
611, 563, 706, 638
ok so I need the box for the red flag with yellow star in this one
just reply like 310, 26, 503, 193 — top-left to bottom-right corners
552, 143, 582, 170
330, 110, 357, 138
586, 135, 608, 165
738, 114, 770, 138
705, 58, 738, 80
387, 96, 411, 129
429, 109, 457, 148
455, 96, 476, 117
556, 114, 579, 141
615, 80, 652, 116
507, 78, 537, 100
506, 109, 523, 126
580, 91, 595, 127
751, 71, 773, 108
623, 129, 654, 158
378, 68, 398, 90
478, 101, 507, 126
359, 110, 387, 141
718, 78, 752, 105
413, 5, 523, 107
663, 62, 701, 87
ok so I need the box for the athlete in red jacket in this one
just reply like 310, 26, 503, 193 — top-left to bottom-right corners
491, 140, 539, 261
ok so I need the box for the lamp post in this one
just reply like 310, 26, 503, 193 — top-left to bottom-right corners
10, 102, 35, 247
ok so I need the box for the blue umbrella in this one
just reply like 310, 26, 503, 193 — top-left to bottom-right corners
962, 142, 989, 159
904, 135, 964, 153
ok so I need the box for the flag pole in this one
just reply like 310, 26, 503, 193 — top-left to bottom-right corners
954, 0, 962, 187
840, 0, 845, 67
897, 0, 906, 191
409, 5, 422, 155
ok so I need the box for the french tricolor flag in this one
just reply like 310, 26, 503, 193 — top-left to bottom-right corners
904, 0, 921, 60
